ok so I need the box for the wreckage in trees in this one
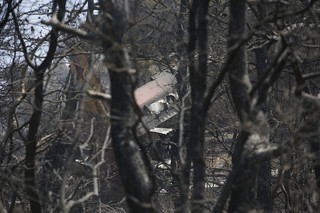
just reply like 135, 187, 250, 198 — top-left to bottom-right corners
63, 44, 179, 137
41, 42, 180, 210
134, 70, 179, 136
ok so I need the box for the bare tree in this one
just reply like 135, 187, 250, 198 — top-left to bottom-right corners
99, 1, 157, 212
10, 1, 67, 212
2, 0, 320, 213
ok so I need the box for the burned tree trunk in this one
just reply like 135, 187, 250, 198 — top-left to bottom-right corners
188, 1, 210, 212
99, 1, 156, 212
227, 0, 261, 212
253, 4, 272, 207
24, 69, 44, 213
227, 0, 277, 212
172, 0, 190, 212
255, 44, 272, 212
12, 1, 66, 212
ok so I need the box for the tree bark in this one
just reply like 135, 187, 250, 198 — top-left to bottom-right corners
99, 1, 156, 212
227, 0, 258, 212
108, 67, 156, 213
254, 4, 272, 205
228, 0, 250, 122
188, 1, 210, 212
19, 1, 66, 212
24, 72, 44, 213
255, 46, 272, 212
173, 0, 190, 212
